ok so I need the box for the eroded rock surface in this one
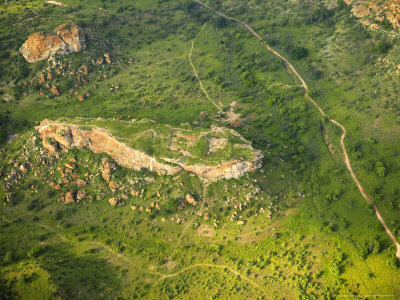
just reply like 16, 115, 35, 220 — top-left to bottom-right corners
20, 24, 85, 63
35, 119, 263, 181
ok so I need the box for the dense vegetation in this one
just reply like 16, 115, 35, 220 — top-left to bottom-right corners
0, 0, 400, 298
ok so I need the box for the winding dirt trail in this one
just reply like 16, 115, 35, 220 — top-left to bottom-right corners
189, 23, 222, 112
159, 263, 266, 293
195, 0, 400, 259
37, 221, 264, 291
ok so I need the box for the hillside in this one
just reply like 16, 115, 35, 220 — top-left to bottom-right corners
1, 0, 400, 298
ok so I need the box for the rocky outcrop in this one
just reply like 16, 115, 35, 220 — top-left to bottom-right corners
343, 0, 400, 32
35, 120, 182, 176
20, 33, 68, 63
163, 152, 263, 180
54, 24, 86, 52
35, 120, 263, 181
20, 24, 85, 63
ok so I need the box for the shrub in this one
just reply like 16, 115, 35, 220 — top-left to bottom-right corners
290, 46, 308, 59
27, 245, 47, 258
3, 251, 14, 264
386, 257, 399, 269
374, 162, 386, 177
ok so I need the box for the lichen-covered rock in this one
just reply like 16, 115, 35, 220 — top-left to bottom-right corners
20, 24, 85, 63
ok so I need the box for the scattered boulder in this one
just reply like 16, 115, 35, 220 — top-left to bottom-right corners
185, 194, 198, 206
108, 181, 119, 190
73, 179, 86, 188
101, 158, 115, 182
39, 73, 45, 84
104, 52, 112, 64
76, 190, 86, 201
65, 191, 75, 204
204, 213, 211, 221
237, 220, 245, 225
51, 85, 60, 96
65, 163, 75, 169
108, 197, 118, 206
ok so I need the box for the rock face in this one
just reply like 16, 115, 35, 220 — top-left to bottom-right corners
54, 24, 86, 52
36, 119, 182, 176
20, 24, 85, 63
35, 119, 263, 181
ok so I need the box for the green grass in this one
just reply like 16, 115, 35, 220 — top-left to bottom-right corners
1, 0, 400, 298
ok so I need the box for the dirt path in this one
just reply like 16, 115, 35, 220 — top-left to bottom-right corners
37, 222, 161, 276
175, 182, 210, 247
159, 263, 266, 293
189, 23, 222, 112
46, 1, 66, 6
38, 221, 263, 288
195, 0, 400, 259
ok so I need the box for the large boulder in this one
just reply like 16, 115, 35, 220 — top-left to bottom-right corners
54, 23, 86, 52
20, 24, 85, 63
20, 33, 68, 63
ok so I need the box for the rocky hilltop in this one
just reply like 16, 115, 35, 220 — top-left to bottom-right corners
35, 119, 263, 181
20, 23, 85, 63
344, 0, 400, 31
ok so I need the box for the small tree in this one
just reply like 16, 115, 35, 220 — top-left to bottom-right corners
374, 162, 386, 177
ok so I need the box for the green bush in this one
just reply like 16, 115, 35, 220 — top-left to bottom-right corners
2, 251, 14, 264
290, 46, 308, 60
374, 162, 386, 177
27, 245, 47, 258
386, 257, 399, 270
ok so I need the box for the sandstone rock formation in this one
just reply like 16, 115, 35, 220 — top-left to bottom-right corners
108, 197, 118, 206
35, 119, 263, 181
186, 194, 198, 206
20, 24, 85, 63
65, 192, 75, 204
36, 119, 182, 176
101, 158, 115, 182
54, 24, 86, 52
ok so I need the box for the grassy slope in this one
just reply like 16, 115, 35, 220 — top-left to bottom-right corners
0, 0, 400, 298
